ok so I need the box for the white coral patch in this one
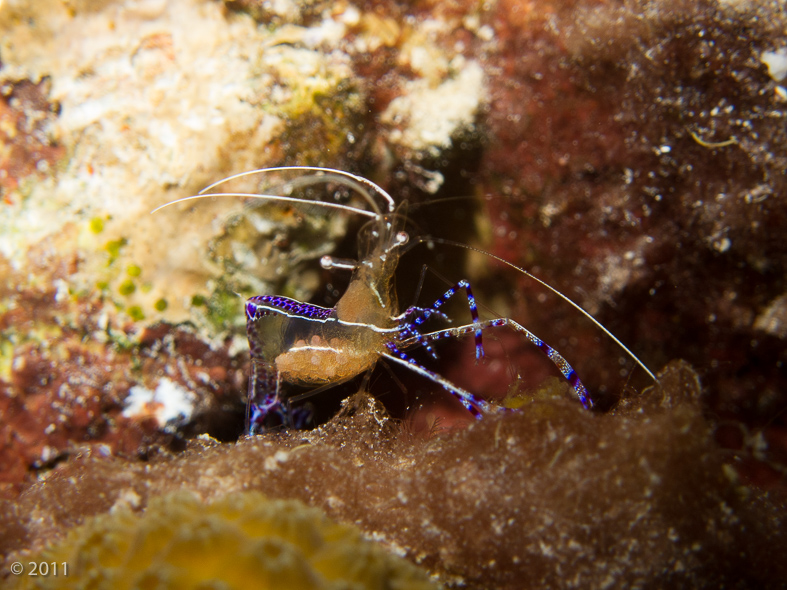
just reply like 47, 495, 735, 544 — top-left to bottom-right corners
123, 377, 196, 426
382, 61, 485, 156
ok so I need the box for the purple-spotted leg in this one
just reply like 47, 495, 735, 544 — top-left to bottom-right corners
402, 318, 593, 409
399, 279, 486, 359
246, 361, 282, 434
245, 301, 278, 433
396, 323, 442, 360
245, 295, 334, 433
383, 342, 496, 418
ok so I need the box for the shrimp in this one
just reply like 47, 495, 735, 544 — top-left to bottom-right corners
153, 166, 656, 433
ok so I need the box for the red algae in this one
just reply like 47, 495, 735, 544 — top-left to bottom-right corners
0, 255, 245, 497
0, 78, 64, 205
470, 0, 787, 440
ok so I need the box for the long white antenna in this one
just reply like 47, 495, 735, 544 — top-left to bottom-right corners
151, 166, 399, 222
150, 192, 378, 217
428, 237, 659, 383
197, 166, 397, 213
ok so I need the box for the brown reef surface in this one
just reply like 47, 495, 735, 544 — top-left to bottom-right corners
2, 362, 786, 588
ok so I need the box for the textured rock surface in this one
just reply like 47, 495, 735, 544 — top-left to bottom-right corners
471, 0, 787, 430
2, 362, 785, 588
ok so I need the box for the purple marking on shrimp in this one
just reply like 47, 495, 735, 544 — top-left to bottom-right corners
384, 341, 486, 418
248, 295, 334, 321
403, 317, 593, 409
404, 280, 485, 359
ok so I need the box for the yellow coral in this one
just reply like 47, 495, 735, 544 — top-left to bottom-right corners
8, 491, 437, 590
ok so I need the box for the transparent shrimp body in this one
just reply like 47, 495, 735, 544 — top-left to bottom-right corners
244, 209, 407, 431
152, 166, 656, 434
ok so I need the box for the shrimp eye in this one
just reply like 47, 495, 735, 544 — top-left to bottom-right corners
395, 231, 409, 246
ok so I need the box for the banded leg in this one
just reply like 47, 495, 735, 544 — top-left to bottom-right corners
402, 318, 592, 409
246, 360, 284, 434
246, 361, 314, 433
396, 323, 440, 360
383, 342, 498, 418
394, 306, 449, 323
401, 279, 485, 359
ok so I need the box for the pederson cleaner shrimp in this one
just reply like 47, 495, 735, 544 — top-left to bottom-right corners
153, 166, 657, 434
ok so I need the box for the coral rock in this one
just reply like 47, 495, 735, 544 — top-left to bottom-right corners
5, 490, 436, 590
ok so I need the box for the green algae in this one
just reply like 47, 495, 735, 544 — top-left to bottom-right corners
203, 285, 245, 333
89, 216, 105, 234
127, 305, 145, 322
104, 237, 127, 266
118, 279, 136, 296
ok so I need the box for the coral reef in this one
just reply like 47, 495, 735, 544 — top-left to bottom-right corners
5, 490, 436, 589
0, 255, 246, 497
0, 0, 371, 328
0, 0, 491, 488
2, 362, 785, 588
2, 0, 787, 587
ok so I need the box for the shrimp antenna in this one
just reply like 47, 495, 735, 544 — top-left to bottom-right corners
151, 166, 396, 218
199, 166, 396, 214
151, 193, 379, 217
426, 237, 659, 384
